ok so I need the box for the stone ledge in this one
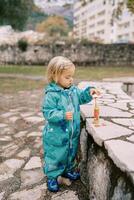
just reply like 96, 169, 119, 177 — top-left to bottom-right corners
79, 81, 134, 187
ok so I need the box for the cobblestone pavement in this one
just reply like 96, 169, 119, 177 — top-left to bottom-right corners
0, 90, 88, 200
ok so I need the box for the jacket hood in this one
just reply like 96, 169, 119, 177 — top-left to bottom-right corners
45, 82, 75, 93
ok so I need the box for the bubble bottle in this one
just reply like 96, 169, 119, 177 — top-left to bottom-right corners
93, 95, 100, 126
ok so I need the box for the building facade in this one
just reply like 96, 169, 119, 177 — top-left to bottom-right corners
73, 0, 134, 43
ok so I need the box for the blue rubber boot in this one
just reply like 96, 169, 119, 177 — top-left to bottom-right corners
47, 179, 59, 192
63, 171, 80, 181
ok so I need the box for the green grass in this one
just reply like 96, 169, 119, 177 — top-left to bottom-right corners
75, 66, 134, 80
0, 65, 134, 93
0, 65, 47, 76
0, 77, 45, 93
0, 65, 134, 80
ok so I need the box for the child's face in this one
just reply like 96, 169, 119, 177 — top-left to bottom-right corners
57, 66, 75, 89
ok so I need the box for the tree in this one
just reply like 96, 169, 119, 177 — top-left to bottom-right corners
0, 0, 34, 30
36, 16, 69, 36
127, 0, 134, 13
80, 0, 134, 13
111, 0, 134, 24
25, 5, 48, 30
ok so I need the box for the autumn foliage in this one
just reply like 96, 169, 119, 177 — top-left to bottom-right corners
36, 16, 69, 36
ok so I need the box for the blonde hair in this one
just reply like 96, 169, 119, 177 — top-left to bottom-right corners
47, 56, 75, 83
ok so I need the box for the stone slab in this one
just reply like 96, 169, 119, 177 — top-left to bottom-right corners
1, 112, 14, 118
20, 112, 34, 118
0, 135, 12, 142
0, 123, 7, 128
8, 183, 47, 200
4, 159, 25, 173
17, 148, 31, 158
14, 131, 27, 138
86, 119, 133, 146
9, 116, 19, 123
108, 102, 128, 110
27, 132, 42, 137
21, 169, 44, 187
104, 140, 134, 172
127, 135, 134, 142
24, 116, 44, 123
80, 105, 132, 120
24, 156, 42, 170
112, 118, 134, 127
51, 190, 79, 200
0, 192, 5, 200
0, 162, 14, 182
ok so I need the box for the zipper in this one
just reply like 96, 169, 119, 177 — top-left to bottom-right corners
68, 94, 74, 149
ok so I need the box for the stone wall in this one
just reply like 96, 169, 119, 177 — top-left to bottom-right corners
0, 43, 134, 66
79, 81, 134, 200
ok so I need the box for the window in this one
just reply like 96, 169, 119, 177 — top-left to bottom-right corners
89, 15, 95, 20
97, 20, 105, 26
98, 10, 105, 17
89, 24, 95, 29
97, 29, 105, 35
124, 22, 130, 28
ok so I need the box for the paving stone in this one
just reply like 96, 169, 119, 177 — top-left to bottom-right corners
104, 140, 134, 172
0, 123, 7, 128
117, 99, 134, 103
17, 148, 31, 158
1, 143, 19, 157
27, 131, 42, 137
127, 135, 134, 142
129, 126, 134, 130
112, 118, 134, 127
130, 102, 134, 106
4, 159, 25, 173
20, 112, 34, 118
80, 105, 132, 119
101, 94, 115, 99
0, 163, 14, 181
0, 135, 12, 142
24, 156, 42, 170
101, 99, 115, 103
51, 190, 79, 200
130, 106, 134, 109
130, 110, 134, 114
33, 137, 42, 148
116, 94, 132, 100
0, 172, 14, 182
1, 112, 14, 118
38, 125, 44, 131
0, 192, 5, 200
108, 102, 128, 110
0, 127, 10, 135
21, 168, 44, 187
9, 116, 20, 123
10, 108, 21, 113
14, 131, 27, 138
86, 119, 133, 146
24, 116, 44, 123
8, 183, 47, 200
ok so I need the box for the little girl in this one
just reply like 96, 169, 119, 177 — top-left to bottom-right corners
42, 56, 99, 192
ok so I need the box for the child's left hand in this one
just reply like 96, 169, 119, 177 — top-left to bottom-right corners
90, 88, 101, 97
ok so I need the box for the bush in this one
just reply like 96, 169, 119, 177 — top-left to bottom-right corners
18, 39, 28, 52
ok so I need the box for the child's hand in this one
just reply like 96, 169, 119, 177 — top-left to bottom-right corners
90, 88, 101, 97
65, 111, 73, 120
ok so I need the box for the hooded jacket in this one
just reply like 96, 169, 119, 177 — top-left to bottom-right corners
42, 82, 93, 179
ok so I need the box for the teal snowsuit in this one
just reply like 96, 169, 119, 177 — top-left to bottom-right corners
42, 82, 93, 179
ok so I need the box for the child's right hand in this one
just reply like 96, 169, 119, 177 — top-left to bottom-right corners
65, 111, 73, 120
